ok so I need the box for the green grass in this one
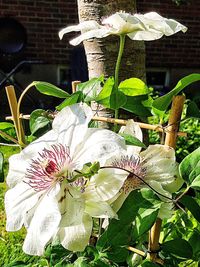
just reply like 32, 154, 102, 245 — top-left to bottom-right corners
0, 145, 42, 266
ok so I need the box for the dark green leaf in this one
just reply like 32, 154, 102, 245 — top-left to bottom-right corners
29, 109, 52, 135
119, 78, 149, 96
122, 95, 152, 117
92, 259, 112, 267
0, 152, 4, 182
179, 195, 200, 223
189, 229, 200, 261
109, 90, 127, 109
141, 260, 160, 267
186, 101, 200, 119
179, 147, 200, 184
104, 246, 128, 263
106, 189, 160, 246
32, 81, 70, 98
120, 133, 146, 148
152, 73, 200, 116
132, 208, 159, 239
56, 91, 83, 111
162, 238, 193, 259
77, 76, 104, 102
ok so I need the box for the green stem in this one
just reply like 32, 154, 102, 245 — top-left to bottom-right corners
113, 34, 126, 132
114, 34, 126, 90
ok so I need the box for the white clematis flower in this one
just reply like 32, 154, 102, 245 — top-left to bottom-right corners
5, 103, 127, 256
59, 11, 187, 45
97, 121, 181, 217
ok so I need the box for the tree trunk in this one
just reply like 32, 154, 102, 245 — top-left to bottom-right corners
77, 0, 146, 127
77, 0, 146, 81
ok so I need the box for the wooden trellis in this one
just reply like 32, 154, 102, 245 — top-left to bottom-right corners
5, 84, 186, 264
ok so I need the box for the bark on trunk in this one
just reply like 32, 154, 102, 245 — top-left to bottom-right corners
77, 0, 146, 127
77, 0, 146, 81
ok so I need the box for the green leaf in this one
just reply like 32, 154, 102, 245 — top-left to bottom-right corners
77, 76, 104, 102
152, 73, 200, 116
0, 122, 16, 141
179, 147, 200, 184
73, 257, 89, 267
96, 77, 127, 109
122, 95, 152, 117
105, 189, 160, 246
186, 101, 200, 119
119, 78, 149, 96
104, 246, 129, 263
0, 122, 15, 130
0, 152, 4, 182
188, 229, 200, 261
30, 81, 70, 98
6, 262, 27, 267
119, 133, 146, 148
179, 195, 200, 223
109, 90, 127, 109
96, 77, 114, 104
141, 260, 160, 267
162, 238, 193, 259
132, 208, 159, 239
56, 91, 83, 111
29, 109, 52, 135
190, 175, 200, 190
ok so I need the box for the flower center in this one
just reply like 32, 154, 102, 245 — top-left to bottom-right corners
24, 144, 74, 192
112, 155, 146, 194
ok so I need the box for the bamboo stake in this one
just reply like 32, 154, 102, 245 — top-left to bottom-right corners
5, 114, 187, 137
71, 80, 81, 93
148, 95, 186, 263
5, 85, 25, 144
128, 246, 164, 265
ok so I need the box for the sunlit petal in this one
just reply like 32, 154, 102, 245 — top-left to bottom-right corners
59, 213, 92, 251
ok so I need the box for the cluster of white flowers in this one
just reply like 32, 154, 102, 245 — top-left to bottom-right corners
5, 103, 181, 256
5, 11, 187, 256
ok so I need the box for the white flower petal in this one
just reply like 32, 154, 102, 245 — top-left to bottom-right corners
163, 169, 184, 193
53, 103, 93, 155
85, 199, 117, 218
128, 29, 163, 41
148, 180, 171, 200
59, 213, 92, 251
7, 130, 58, 188
59, 20, 101, 39
57, 184, 85, 227
141, 145, 177, 184
5, 182, 42, 231
23, 194, 61, 256
85, 168, 127, 202
73, 128, 126, 168
111, 191, 128, 212
158, 201, 173, 220
70, 28, 110, 46
102, 12, 145, 35
119, 119, 143, 155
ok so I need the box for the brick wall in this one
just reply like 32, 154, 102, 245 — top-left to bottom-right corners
0, 0, 78, 65
137, 0, 200, 68
0, 0, 199, 68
